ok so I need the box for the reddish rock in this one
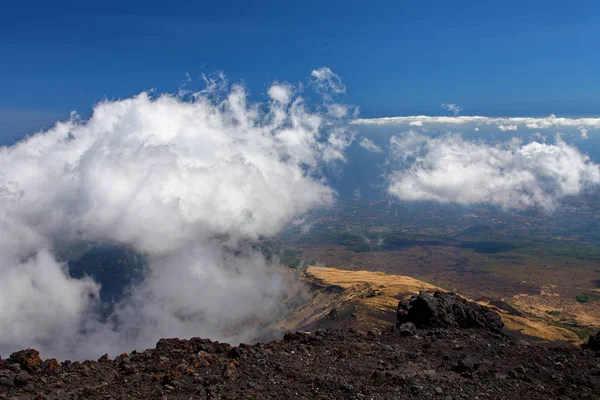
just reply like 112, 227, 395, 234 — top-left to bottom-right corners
43, 359, 59, 371
9, 349, 42, 372
160, 370, 182, 385
223, 361, 237, 381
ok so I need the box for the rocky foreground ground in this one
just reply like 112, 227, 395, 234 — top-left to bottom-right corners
1, 292, 600, 400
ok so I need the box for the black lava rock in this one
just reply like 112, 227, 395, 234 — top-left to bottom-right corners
584, 331, 600, 351
397, 291, 504, 333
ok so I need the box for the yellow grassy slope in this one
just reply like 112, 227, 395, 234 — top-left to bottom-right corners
279, 266, 579, 343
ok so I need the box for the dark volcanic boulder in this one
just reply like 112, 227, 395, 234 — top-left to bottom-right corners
583, 331, 600, 351
8, 349, 42, 372
397, 291, 504, 333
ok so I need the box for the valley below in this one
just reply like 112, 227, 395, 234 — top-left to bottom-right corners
272, 198, 600, 343
4, 199, 600, 398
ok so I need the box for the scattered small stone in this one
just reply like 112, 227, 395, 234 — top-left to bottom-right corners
0, 378, 15, 387
0, 320, 598, 399
398, 322, 417, 337
223, 361, 237, 381
13, 372, 31, 387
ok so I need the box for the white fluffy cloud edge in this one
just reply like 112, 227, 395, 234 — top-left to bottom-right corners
0, 68, 354, 360
353, 114, 600, 209
386, 132, 600, 210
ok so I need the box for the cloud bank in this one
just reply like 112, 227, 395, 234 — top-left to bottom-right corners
387, 132, 600, 210
0, 71, 352, 360
353, 114, 600, 135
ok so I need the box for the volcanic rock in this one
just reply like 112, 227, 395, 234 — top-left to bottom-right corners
398, 322, 417, 337
8, 349, 42, 372
584, 331, 600, 351
1, 326, 600, 399
397, 290, 504, 332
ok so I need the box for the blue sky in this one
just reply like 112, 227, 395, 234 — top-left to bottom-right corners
2, 0, 600, 143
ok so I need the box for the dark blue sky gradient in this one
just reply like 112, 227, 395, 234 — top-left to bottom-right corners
2, 0, 600, 141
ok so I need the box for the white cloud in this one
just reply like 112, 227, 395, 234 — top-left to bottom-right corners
311, 67, 346, 97
359, 137, 383, 153
353, 114, 600, 134
326, 103, 349, 118
579, 126, 589, 139
268, 83, 293, 105
441, 103, 463, 116
498, 124, 518, 131
0, 71, 352, 360
387, 132, 600, 211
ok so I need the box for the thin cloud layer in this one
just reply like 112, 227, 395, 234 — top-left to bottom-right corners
0, 71, 351, 360
359, 137, 383, 152
387, 132, 600, 210
441, 103, 463, 116
354, 114, 600, 133
311, 67, 346, 97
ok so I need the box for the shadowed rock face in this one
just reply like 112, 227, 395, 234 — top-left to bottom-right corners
397, 291, 504, 333
584, 331, 600, 351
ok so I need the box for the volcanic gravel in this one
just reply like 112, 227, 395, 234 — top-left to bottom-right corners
1, 326, 600, 400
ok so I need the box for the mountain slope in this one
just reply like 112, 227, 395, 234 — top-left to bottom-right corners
1, 325, 599, 399
275, 267, 578, 343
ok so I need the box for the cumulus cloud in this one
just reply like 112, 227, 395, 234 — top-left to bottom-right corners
267, 83, 293, 105
359, 137, 383, 153
387, 132, 600, 210
441, 103, 463, 116
0, 70, 352, 360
